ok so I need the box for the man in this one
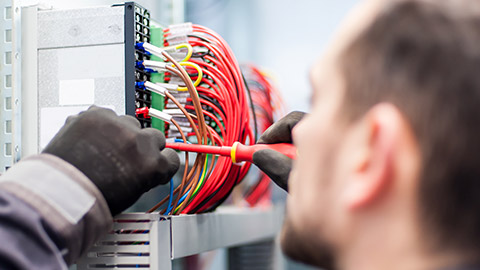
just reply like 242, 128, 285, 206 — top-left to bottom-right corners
254, 0, 480, 269
1, 0, 479, 269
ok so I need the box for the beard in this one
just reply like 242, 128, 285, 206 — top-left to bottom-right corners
280, 209, 336, 269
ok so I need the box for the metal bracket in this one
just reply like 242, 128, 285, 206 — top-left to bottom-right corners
77, 206, 283, 269
0, 0, 22, 171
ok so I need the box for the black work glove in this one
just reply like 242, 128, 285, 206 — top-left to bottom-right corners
252, 111, 306, 192
43, 106, 180, 216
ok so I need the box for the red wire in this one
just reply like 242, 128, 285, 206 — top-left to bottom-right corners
162, 24, 260, 213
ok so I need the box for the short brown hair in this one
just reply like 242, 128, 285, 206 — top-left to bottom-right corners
340, 0, 480, 253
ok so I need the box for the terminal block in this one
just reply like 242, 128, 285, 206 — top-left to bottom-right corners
123, 2, 152, 128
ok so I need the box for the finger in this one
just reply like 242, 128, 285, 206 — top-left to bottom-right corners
140, 128, 166, 150
65, 114, 78, 125
160, 148, 180, 178
253, 149, 292, 191
76, 105, 99, 117
82, 106, 118, 121
147, 148, 180, 188
87, 104, 100, 110
119, 115, 142, 129
87, 105, 118, 115
257, 111, 306, 144
87, 104, 112, 112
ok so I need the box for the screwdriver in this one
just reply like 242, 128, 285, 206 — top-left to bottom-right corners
165, 142, 296, 163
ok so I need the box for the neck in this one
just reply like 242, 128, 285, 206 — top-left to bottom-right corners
337, 206, 470, 270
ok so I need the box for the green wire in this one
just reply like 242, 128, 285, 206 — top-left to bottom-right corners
192, 154, 209, 197
172, 154, 209, 214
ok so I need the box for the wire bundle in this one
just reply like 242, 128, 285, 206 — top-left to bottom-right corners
242, 64, 286, 206
136, 23, 256, 214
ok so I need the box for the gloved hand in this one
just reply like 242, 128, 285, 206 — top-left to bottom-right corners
43, 106, 180, 216
252, 111, 306, 191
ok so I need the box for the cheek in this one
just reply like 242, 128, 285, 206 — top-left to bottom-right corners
287, 103, 344, 233
291, 112, 332, 190
288, 115, 330, 223
291, 116, 323, 193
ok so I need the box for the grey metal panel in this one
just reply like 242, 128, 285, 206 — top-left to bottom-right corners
77, 214, 171, 270
82, 257, 149, 265
170, 206, 284, 259
36, 4, 128, 152
37, 44, 125, 109
36, 43, 125, 150
37, 6, 124, 49
150, 218, 172, 270
101, 234, 149, 241
77, 206, 283, 270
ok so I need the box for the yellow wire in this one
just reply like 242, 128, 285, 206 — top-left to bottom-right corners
173, 156, 208, 213
175, 62, 203, 91
163, 43, 200, 91
164, 43, 193, 62
192, 154, 209, 195
176, 44, 193, 62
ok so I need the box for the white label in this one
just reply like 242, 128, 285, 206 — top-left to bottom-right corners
59, 79, 95, 105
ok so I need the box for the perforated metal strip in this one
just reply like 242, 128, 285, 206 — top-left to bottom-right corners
0, 0, 21, 172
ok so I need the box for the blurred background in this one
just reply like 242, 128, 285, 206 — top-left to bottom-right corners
185, 0, 359, 113
39, 0, 359, 269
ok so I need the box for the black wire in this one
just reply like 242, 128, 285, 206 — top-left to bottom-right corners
246, 80, 266, 92
191, 49, 211, 58
188, 34, 211, 43
199, 94, 225, 117
243, 72, 258, 142
187, 34, 214, 58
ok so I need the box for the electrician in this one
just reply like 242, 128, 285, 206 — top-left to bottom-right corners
1, 1, 480, 270
253, 0, 480, 269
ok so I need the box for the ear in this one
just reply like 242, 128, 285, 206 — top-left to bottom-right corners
344, 103, 402, 209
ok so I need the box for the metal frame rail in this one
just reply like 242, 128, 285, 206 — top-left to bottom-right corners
77, 206, 283, 270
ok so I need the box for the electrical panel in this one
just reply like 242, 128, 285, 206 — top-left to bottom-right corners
34, 2, 156, 152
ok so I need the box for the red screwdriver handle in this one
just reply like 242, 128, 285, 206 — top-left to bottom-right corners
165, 142, 296, 164
232, 142, 296, 163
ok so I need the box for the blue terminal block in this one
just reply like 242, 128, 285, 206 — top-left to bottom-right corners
135, 81, 146, 89
135, 61, 156, 73
135, 60, 144, 69
135, 42, 144, 50
135, 42, 151, 55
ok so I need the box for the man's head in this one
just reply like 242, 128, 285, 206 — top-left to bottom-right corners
283, 0, 480, 269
